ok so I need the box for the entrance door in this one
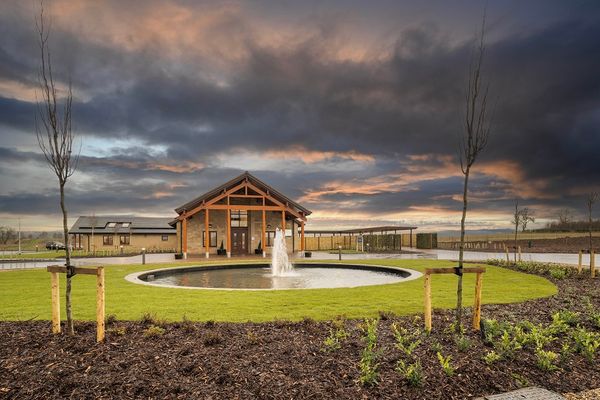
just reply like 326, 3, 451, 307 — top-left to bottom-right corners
231, 228, 248, 255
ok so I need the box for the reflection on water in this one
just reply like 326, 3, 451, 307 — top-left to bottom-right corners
147, 267, 407, 289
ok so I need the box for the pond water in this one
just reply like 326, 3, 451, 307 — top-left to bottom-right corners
133, 263, 420, 290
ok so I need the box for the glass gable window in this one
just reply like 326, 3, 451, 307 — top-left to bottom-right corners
230, 210, 248, 227
121, 222, 131, 228
106, 222, 116, 228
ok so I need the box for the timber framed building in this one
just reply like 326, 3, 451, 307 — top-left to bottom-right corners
171, 172, 312, 258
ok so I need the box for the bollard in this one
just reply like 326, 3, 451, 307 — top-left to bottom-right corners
505, 248, 510, 263
591, 250, 596, 278
120, 245, 124, 256
518, 246, 522, 262
578, 250, 583, 274
36, 245, 39, 252
142, 248, 146, 265
338, 245, 342, 261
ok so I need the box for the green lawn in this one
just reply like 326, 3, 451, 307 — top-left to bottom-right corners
0, 259, 557, 322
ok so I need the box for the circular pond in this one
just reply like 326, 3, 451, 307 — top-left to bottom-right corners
127, 263, 421, 290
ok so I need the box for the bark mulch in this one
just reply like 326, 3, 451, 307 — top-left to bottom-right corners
1, 273, 599, 399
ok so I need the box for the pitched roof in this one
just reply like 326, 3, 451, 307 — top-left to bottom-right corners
174, 171, 312, 216
69, 216, 176, 234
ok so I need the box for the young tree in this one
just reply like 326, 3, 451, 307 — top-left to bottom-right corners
456, 13, 493, 330
512, 200, 521, 263
0, 226, 16, 244
519, 207, 535, 232
587, 192, 598, 252
35, 3, 79, 335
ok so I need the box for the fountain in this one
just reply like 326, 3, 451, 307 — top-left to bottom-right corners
271, 227, 294, 276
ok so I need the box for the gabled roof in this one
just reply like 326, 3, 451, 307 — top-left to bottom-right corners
174, 171, 312, 216
69, 216, 176, 234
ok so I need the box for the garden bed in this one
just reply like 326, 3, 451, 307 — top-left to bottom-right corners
0, 270, 598, 399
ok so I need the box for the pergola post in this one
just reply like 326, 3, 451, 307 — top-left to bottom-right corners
300, 220, 305, 256
182, 216, 188, 259
262, 201, 266, 258
281, 210, 285, 234
205, 209, 210, 258
226, 208, 231, 258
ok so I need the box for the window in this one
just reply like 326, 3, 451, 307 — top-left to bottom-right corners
202, 231, 217, 247
266, 231, 276, 247
106, 222, 116, 228
121, 222, 131, 228
230, 210, 248, 227
161, 235, 169, 241
120, 235, 130, 245
103, 235, 113, 245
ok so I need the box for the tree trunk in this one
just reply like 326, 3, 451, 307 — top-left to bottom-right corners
456, 166, 470, 330
60, 183, 74, 335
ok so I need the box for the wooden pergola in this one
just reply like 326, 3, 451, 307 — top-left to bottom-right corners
175, 172, 310, 258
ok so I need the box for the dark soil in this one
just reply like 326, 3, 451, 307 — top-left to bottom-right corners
1, 274, 599, 399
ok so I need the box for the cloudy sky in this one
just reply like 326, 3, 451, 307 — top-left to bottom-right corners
0, 0, 599, 232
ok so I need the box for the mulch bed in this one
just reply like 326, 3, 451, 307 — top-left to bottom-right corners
1, 273, 599, 399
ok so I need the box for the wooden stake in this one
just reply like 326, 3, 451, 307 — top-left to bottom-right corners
50, 271, 60, 334
518, 246, 522, 262
96, 267, 105, 342
591, 250, 596, 278
424, 273, 432, 332
472, 272, 483, 331
578, 250, 583, 274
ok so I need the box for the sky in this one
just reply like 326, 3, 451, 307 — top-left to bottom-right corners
0, 0, 599, 232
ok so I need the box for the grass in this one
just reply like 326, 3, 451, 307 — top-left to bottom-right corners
0, 259, 557, 322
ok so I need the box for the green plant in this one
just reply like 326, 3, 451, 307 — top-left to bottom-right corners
455, 335, 471, 352
203, 332, 223, 346
108, 326, 127, 336
560, 341, 573, 363
445, 321, 465, 336
481, 319, 511, 344
549, 268, 567, 280
323, 317, 349, 351
396, 359, 423, 387
105, 314, 118, 325
246, 330, 259, 345
553, 310, 580, 327
143, 324, 165, 337
483, 350, 501, 364
358, 318, 379, 386
436, 352, 454, 376
430, 340, 443, 354
494, 330, 522, 359
535, 348, 559, 371
391, 323, 421, 356
511, 372, 529, 388
571, 328, 600, 362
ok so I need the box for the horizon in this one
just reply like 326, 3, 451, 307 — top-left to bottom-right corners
1, 1, 599, 232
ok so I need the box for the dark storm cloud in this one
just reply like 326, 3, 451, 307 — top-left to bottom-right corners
1, 0, 599, 228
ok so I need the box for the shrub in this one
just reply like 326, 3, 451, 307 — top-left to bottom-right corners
105, 314, 118, 325
396, 359, 423, 387
430, 340, 443, 354
494, 330, 522, 359
358, 319, 379, 386
143, 325, 165, 337
323, 317, 349, 352
140, 312, 157, 325
571, 328, 600, 362
391, 323, 421, 356
455, 335, 471, 352
246, 330, 259, 345
483, 350, 502, 364
108, 326, 127, 336
203, 332, 223, 346
436, 352, 454, 376
535, 349, 559, 371
549, 268, 567, 280
553, 310, 580, 326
